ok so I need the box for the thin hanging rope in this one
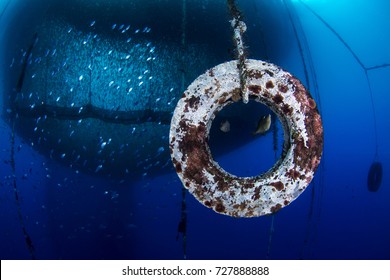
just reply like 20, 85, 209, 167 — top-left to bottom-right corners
284, 0, 325, 259
299, 2, 364, 69
298, 0, 388, 159
0, 0, 12, 20
268, 115, 280, 258
8, 32, 37, 259
266, 215, 275, 259
364, 70, 379, 159
10, 118, 36, 259
284, 2, 310, 90
366, 63, 390, 71
283, 0, 322, 109
176, 186, 187, 259
227, 0, 249, 103
177, 0, 188, 260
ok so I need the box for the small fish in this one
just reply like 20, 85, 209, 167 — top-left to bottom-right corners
95, 165, 103, 173
219, 120, 230, 133
253, 114, 271, 135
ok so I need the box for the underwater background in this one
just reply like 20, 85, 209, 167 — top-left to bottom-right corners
0, 0, 389, 260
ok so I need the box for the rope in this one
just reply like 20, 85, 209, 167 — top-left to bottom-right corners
298, 0, 389, 159
266, 215, 275, 259
0, 0, 12, 20
268, 114, 279, 257
260, 0, 326, 258
8, 32, 38, 259
365, 70, 379, 159
176, 187, 187, 259
178, 0, 188, 260
284, 0, 324, 259
284, 2, 310, 90
10, 118, 36, 259
227, 0, 249, 103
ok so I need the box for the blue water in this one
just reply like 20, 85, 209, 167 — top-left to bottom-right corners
0, 0, 389, 260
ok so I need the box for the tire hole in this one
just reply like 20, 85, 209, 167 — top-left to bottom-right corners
209, 101, 284, 177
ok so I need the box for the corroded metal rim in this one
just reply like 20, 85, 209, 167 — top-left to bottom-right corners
169, 60, 323, 217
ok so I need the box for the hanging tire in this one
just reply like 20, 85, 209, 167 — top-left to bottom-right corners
169, 59, 323, 217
